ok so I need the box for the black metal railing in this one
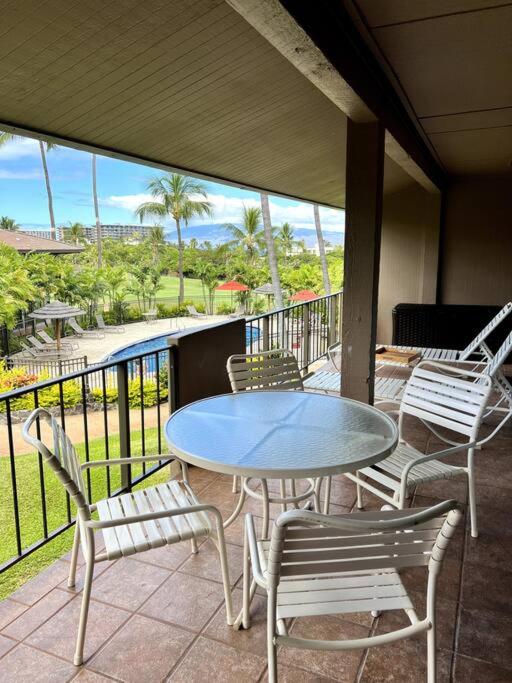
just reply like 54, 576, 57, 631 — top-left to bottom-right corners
246, 290, 342, 371
0, 344, 176, 574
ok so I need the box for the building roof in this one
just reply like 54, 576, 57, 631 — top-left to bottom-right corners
0, 230, 84, 254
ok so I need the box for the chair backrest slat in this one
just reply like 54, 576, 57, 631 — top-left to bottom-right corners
227, 349, 303, 392
486, 330, 512, 379
460, 301, 512, 359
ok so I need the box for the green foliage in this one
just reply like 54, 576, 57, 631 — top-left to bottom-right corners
0, 245, 38, 326
90, 379, 168, 408
216, 302, 235, 314
0, 216, 19, 231
0, 362, 82, 412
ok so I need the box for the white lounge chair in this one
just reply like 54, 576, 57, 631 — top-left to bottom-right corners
95, 313, 125, 334
27, 335, 72, 358
186, 305, 207, 319
68, 317, 105, 338
38, 330, 79, 351
19, 342, 63, 361
345, 359, 512, 537
244, 501, 462, 683
22, 408, 234, 666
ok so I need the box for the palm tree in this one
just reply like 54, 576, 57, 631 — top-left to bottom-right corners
146, 225, 166, 265
0, 132, 58, 239
313, 204, 331, 295
224, 206, 264, 262
64, 222, 86, 245
260, 193, 283, 309
135, 173, 212, 303
277, 222, 295, 257
92, 153, 102, 267
0, 216, 20, 231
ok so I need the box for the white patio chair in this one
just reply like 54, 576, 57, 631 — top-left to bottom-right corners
38, 329, 79, 351
345, 359, 510, 538
95, 313, 125, 333
19, 342, 63, 361
68, 317, 105, 338
27, 335, 72, 358
186, 305, 207, 319
244, 501, 462, 683
22, 408, 234, 666
227, 350, 322, 511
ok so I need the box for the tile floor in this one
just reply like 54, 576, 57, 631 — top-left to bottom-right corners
0, 416, 511, 682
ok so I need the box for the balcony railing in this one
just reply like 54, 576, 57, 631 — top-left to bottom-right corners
0, 291, 342, 579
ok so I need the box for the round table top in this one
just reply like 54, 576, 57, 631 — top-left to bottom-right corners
165, 391, 398, 479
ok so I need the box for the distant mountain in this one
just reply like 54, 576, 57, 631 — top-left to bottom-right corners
164, 223, 344, 248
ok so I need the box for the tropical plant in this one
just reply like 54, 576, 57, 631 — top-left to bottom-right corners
260, 193, 283, 308
0, 132, 58, 238
145, 225, 166, 265
277, 222, 296, 257
0, 216, 19, 231
63, 222, 86, 245
103, 266, 129, 323
313, 205, 331, 295
135, 173, 212, 304
224, 206, 264, 262
0, 245, 37, 326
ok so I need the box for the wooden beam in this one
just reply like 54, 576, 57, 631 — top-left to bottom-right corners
341, 119, 384, 403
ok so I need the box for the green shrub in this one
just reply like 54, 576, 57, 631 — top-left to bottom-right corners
216, 302, 235, 315
90, 386, 118, 404
90, 379, 168, 408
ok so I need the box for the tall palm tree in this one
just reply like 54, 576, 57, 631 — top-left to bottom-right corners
0, 216, 20, 231
0, 132, 58, 239
260, 193, 283, 309
135, 173, 212, 303
65, 222, 86, 245
92, 153, 102, 267
146, 225, 166, 265
277, 222, 295, 258
313, 204, 331, 295
224, 206, 264, 262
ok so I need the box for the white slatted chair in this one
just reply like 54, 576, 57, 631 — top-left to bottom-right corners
95, 313, 125, 333
244, 501, 462, 683
226, 350, 320, 510
68, 317, 105, 338
22, 408, 233, 666
346, 360, 502, 538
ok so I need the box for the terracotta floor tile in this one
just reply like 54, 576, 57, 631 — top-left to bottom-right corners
0, 634, 16, 658
279, 616, 367, 682
139, 572, 225, 632
473, 484, 512, 514
131, 540, 203, 570
58, 559, 112, 593
10, 559, 70, 606
262, 663, 335, 682
0, 643, 76, 682
179, 540, 244, 587
89, 614, 194, 682
0, 599, 27, 631
464, 528, 512, 570
360, 641, 453, 682
168, 635, 266, 682
26, 597, 130, 664
458, 606, 512, 670
88, 557, 170, 611
3, 588, 74, 641
461, 561, 512, 614
453, 653, 512, 682
400, 559, 462, 602
72, 669, 119, 682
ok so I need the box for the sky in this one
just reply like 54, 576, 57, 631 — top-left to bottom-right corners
0, 135, 345, 232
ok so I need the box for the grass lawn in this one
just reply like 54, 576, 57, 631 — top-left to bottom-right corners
0, 426, 169, 600
124, 275, 205, 302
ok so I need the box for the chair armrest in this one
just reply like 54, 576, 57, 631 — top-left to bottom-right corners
401, 441, 476, 480
85, 503, 223, 529
245, 514, 266, 587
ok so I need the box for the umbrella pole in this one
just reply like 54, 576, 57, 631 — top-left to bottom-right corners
56, 319, 61, 351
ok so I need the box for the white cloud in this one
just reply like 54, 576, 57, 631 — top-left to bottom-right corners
0, 168, 42, 180
0, 136, 40, 160
102, 191, 345, 231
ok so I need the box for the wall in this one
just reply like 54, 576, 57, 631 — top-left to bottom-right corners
377, 183, 441, 343
440, 174, 512, 305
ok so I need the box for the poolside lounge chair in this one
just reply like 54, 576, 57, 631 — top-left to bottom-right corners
229, 304, 245, 319
22, 408, 234, 666
19, 342, 64, 361
27, 335, 72, 358
38, 330, 79, 351
68, 318, 105, 338
186, 305, 207, 319
95, 313, 125, 334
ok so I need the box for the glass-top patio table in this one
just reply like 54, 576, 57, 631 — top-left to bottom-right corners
165, 390, 398, 531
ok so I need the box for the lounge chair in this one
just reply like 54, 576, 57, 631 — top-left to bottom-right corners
229, 304, 245, 319
95, 313, 125, 334
38, 330, 79, 351
68, 318, 105, 338
19, 342, 63, 361
186, 305, 207, 319
27, 335, 72, 358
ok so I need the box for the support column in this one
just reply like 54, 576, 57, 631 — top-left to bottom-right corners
341, 120, 384, 403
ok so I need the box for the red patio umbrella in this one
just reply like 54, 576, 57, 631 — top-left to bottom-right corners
289, 289, 318, 302
215, 280, 249, 292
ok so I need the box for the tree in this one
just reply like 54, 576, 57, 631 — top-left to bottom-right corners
224, 206, 264, 262
0, 132, 58, 238
146, 225, 166, 265
92, 153, 102, 267
135, 173, 212, 304
260, 193, 283, 309
0, 245, 37, 326
0, 216, 19, 231
313, 204, 331, 295
277, 222, 295, 258
63, 222, 86, 245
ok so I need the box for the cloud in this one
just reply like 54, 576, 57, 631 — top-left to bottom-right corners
0, 168, 42, 180
0, 136, 40, 160
102, 192, 345, 231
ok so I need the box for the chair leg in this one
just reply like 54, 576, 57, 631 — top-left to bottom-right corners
213, 522, 233, 626
190, 537, 199, 554
467, 456, 478, 538
322, 476, 331, 515
267, 598, 278, 683
279, 479, 287, 512
232, 475, 239, 493
242, 524, 251, 629
68, 519, 81, 588
427, 623, 437, 683
74, 553, 94, 665
356, 475, 364, 509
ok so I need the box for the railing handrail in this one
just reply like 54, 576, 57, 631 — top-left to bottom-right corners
247, 289, 343, 323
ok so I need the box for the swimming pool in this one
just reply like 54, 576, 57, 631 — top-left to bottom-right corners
106, 324, 260, 369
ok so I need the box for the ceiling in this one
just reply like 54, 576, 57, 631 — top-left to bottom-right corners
0, 0, 353, 207
350, 0, 512, 175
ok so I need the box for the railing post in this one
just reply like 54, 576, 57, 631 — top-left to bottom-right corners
168, 346, 178, 415
116, 360, 131, 491
262, 317, 270, 351
302, 304, 310, 371
328, 295, 337, 346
